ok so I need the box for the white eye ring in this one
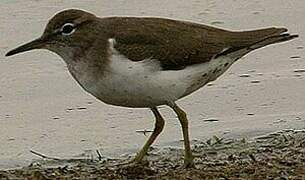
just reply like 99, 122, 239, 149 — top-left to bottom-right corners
61, 23, 76, 36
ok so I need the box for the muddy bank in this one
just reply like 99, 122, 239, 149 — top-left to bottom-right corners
1, 130, 304, 179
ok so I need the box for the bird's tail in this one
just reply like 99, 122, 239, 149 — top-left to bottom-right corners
223, 27, 298, 57
248, 32, 298, 50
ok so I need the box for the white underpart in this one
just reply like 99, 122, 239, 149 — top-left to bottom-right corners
77, 39, 236, 108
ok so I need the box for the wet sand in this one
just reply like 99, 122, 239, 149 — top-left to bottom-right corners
1, 0, 305, 170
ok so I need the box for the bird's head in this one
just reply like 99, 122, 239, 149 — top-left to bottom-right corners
6, 9, 99, 60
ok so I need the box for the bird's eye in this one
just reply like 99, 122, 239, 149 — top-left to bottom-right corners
61, 23, 75, 36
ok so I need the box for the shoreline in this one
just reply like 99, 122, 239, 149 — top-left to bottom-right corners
1, 129, 305, 179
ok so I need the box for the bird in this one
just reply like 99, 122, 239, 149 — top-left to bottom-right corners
5, 9, 298, 168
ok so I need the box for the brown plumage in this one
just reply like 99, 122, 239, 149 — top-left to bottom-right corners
39, 9, 297, 70
102, 17, 296, 70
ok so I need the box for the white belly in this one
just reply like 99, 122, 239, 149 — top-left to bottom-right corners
71, 39, 236, 108
77, 55, 234, 108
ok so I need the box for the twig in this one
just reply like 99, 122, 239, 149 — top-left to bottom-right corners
30, 150, 61, 161
136, 129, 153, 136
96, 150, 103, 161
248, 154, 257, 162
213, 135, 224, 145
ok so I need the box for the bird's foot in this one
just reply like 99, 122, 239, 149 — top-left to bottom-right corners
183, 160, 196, 168
129, 155, 149, 165
183, 156, 196, 168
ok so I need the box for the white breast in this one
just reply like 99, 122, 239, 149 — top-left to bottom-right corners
73, 39, 236, 108
88, 48, 188, 107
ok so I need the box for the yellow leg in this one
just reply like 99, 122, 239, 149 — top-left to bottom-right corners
133, 107, 165, 163
170, 103, 194, 168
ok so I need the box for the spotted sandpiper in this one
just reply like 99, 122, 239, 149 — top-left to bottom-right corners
6, 9, 298, 167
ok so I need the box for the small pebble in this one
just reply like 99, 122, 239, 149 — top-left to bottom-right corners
239, 74, 251, 78
250, 80, 261, 84
290, 56, 301, 59
293, 69, 305, 73
202, 118, 219, 122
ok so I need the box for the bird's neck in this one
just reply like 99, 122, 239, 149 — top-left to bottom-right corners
65, 54, 106, 93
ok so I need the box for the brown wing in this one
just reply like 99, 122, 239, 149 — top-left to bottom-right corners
106, 17, 291, 70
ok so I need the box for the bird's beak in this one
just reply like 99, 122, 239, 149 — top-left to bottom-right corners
5, 37, 46, 57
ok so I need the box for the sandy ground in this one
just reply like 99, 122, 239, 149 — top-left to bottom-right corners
1, 130, 305, 179
0, 0, 305, 170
